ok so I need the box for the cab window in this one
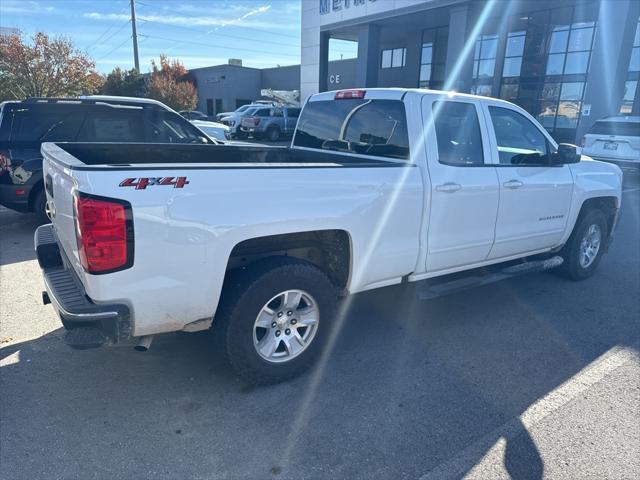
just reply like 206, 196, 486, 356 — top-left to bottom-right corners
488, 106, 550, 165
293, 99, 409, 160
433, 101, 484, 166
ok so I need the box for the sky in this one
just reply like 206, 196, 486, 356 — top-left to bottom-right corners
0, 0, 355, 73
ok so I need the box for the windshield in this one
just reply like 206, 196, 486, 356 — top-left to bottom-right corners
293, 99, 410, 160
147, 110, 212, 144
196, 125, 226, 141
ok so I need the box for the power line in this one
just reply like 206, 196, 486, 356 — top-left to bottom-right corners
85, 4, 130, 51
136, 1, 300, 40
138, 19, 300, 49
90, 20, 131, 52
138, 33, 300, 58
97, 35, 133, 61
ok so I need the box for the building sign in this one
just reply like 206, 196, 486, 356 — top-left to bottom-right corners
329, 74, 341, 84
320, 0, 376, 15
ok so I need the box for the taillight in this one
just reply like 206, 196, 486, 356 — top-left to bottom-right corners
580, 136, 586, 148
335, 89, 366, 99
74, 193, 133, 274
0, 150, 10, 172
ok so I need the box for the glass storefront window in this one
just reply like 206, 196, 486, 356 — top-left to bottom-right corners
419, 26, 448, 89
568, 27, 594, 51
564, 51, 590, 74
620, 18, 640, 114
549, 30, 569, 53
546, 54, 565, 75
499, 83, 519, 101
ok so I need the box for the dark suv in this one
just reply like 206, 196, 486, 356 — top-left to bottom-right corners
0, 96, 213, 222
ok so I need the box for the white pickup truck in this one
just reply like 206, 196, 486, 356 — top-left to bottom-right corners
36, 88, 622, 384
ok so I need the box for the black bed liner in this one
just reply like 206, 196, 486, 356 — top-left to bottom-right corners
54, 142, 404, 168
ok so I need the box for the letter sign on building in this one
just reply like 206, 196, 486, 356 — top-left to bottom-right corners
329, 74, 341, 84
320, 0, 374, 15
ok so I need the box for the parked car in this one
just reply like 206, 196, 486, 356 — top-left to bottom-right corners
0, 96, 214, 223
179, 110, 209, 121
191, 120, 230, 142
215, 104, 253, 122
218, 104, 272, 138
240, 105, 301, 141
37, 88, 621, 384
581, 116, 640, 174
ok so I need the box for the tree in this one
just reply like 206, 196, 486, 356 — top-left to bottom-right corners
101, 67, 146, 97
145, 55, 197, 111
0, 32, 102, 101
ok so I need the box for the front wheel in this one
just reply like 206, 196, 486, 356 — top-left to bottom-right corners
557, 209, 608, 280
214, 258, 337, 384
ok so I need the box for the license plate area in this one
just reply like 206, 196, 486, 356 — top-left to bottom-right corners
604, 142, 619, 150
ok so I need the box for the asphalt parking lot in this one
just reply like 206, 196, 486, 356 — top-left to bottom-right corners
1, 180, 639, 480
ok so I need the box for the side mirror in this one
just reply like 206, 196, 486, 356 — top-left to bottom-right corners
551, 143, 581, 165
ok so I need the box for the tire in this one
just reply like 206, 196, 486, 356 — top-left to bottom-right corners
266, 126, 281, 142
556, 209, 608, 280
33, 189, 50, 225
214, 257, 337, 385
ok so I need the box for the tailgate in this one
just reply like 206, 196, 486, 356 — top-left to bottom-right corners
41, 143, 84, 279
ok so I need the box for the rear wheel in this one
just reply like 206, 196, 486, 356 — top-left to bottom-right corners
557, 209, 607, 280
33, 189, 50, 224
266, 126, 281, 142
214, 258, 337, 384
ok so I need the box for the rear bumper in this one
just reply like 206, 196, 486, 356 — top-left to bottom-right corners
35, 224, 131, 349
0, 182, 32, 212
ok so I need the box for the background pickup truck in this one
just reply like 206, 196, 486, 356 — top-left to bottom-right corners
37, 88, 622, 384
239, 105, 301, 141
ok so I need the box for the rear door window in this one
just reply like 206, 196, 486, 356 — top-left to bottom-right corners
76, 107, 145, 142
432, 101, 484, 166
293, 99, 409, 160
588, 121, 639, 137
10, 105, 85, 142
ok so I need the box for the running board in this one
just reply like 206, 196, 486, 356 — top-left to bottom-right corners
418, 256, 563, 301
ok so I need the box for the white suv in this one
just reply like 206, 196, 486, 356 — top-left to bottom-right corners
581, 116, 640, 173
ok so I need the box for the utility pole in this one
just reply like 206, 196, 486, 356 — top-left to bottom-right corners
130, 0, 140, 72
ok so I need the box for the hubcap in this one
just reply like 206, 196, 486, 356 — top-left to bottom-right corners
579, 224, 601, 268
253, 289, 319, 363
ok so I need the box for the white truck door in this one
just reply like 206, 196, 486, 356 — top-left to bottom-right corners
422, 97, 500, 272
482, 103, 573, 259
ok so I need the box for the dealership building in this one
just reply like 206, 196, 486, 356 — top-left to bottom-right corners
301, 0, 640, 143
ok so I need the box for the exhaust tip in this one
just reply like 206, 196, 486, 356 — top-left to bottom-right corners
134, 335, 153, 352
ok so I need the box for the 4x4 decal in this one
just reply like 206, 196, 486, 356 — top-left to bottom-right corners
119, 177, 190, 190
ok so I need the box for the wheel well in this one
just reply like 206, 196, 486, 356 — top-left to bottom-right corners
577, 196, 618, 237
226, 230, 351, 290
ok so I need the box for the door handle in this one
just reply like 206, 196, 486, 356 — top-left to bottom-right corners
503, 179, 524, 189
435, 182, 462, 193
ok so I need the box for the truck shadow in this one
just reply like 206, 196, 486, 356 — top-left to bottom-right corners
0, 207, 40, 266
2, 266, 638, 479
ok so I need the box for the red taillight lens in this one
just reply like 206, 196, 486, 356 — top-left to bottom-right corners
74, 194, 132, 273
0, 150, 10, 172
335, 89, 366, 100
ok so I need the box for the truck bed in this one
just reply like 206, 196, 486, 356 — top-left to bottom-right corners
48, 142, 403, 169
